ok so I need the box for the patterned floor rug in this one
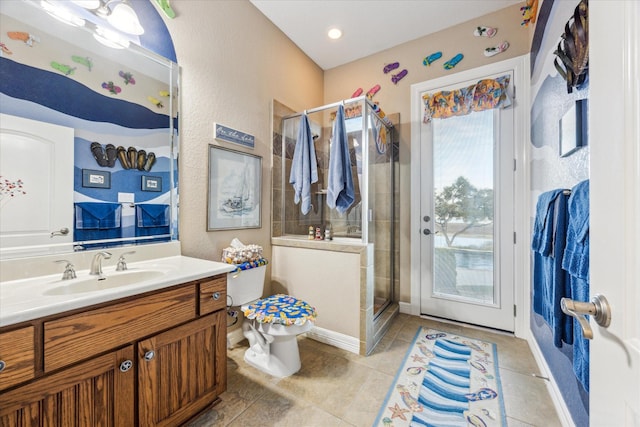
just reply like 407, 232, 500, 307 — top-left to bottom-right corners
374, 327, 506, 427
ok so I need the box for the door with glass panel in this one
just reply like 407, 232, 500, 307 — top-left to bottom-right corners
419, 74, 515, 331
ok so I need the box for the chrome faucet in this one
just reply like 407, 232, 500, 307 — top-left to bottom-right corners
54, 260, 76, 280
90, 251, 112, 276
116, 251, 136, 271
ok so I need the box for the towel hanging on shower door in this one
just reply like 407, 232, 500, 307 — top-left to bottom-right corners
289, 113, 318, 215
327, 105, 354, 214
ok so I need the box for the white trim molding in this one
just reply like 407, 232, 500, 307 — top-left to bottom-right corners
409, 54, 530, 337
227, 325, 361, 355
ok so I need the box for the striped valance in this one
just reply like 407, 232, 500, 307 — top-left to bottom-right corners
422, 75, 511, 123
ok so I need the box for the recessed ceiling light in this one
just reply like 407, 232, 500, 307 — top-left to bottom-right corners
328, 28, 342, 40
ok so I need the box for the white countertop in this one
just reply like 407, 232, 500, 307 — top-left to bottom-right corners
0, 255, 236, 327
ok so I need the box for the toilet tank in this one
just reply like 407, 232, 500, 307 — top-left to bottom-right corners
226, 264, 266, 306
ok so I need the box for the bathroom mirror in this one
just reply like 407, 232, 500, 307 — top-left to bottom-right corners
0, 0, 179, 260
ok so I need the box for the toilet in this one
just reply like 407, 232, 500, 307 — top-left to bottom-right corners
227, 261, 316, 377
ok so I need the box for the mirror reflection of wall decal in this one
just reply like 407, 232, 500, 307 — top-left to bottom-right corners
141, 175, 162, 192
82, 169, 111, 189
0, 1, 179, 258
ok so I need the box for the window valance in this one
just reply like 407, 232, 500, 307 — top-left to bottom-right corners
422, 75, 511, 123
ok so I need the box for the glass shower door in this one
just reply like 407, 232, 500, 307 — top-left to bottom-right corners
367, 111, 396, 317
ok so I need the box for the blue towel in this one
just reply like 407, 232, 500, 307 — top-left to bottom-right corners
563, 180, 590, 280
532, 189, 563, 255
75, 202, 121, 229
562, 179, 590, 392
570, 275, 590, 392
532, 191, 573, 347
327, 105, 355, 214
289, 114, 318, 215
136, 204, 169, 227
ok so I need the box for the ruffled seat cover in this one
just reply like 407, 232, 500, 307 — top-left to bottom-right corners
242, 294, 317, 326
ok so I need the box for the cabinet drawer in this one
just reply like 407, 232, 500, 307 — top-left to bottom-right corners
199, 276, 226, 315
44, 285, 196, 372
0, 326, 35, 391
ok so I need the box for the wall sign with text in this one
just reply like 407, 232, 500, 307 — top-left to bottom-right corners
214, 123, 255, 149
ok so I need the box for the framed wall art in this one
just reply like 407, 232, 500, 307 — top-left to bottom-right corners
141, 175, 162, 192
559, 98, 588, 157
82, 169, 111, 189
207, 145, 261, 230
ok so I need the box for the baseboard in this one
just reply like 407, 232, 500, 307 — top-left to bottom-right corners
227, 327, 245, 349
399, 301, 412, 314
227, 324, 360, 355
527, 334, 575, 427
306, 326, 360, 354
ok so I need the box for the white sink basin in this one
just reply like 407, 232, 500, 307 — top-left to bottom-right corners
43, 270, 166, 295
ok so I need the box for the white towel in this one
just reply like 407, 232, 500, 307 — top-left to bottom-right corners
289, 114, 318, 215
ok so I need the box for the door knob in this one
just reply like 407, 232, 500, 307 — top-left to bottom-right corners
423, 215, 431, 222
50, 227, 69, 238
423, 229, 431, 236
561, 294, 611, 340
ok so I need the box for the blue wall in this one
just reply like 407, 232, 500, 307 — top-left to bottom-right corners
529, 1, 589, 425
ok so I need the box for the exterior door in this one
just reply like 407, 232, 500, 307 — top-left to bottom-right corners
589, 1, 640, 424
413, 68, 515, 332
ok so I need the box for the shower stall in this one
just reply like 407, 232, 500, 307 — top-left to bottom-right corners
271, 97, 398, 354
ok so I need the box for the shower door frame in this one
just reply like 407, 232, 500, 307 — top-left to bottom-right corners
278, 97, 396, 317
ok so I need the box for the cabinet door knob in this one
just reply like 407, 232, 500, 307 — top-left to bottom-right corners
212, 292, 221, 301
119, 359, 133, 372
144, 350, 155, 361
0, 360, 6, 372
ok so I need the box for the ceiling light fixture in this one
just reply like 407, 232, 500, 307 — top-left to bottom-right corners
41, 0, 85, 27
106, 0, 144, 35
73, 0, 144, 35
328, 28, 342, 40
70, 0, 101, 8
92, 25, 130, 49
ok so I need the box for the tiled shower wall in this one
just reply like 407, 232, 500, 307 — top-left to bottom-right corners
271, 100, 399, 312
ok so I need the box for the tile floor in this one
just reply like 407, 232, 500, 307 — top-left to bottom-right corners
188, 314, 562, 426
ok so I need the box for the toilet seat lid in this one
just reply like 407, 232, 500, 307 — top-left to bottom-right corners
242, 294, 317, 326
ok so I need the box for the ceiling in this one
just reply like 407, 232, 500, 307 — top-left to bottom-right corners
250, 0, 521, 70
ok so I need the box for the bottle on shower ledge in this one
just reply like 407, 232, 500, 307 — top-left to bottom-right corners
308, 226, 314, 240
325, 224, 332, 241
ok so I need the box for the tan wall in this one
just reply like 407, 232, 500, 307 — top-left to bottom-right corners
271, 245, 361, 339
163, 0, 323, 293
324, 3, 530, 303
164, 1, 530, 307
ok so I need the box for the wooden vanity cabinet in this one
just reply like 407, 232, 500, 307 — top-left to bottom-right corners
0, 326, 35, 392
138, 311, 226, 426
0, 346, 135, 426
0, 274, 227, 427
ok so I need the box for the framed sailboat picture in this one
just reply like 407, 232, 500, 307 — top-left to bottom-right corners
207, 145, 262, 230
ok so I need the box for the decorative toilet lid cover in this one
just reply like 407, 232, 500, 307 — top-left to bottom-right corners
242, 294, 317, 326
